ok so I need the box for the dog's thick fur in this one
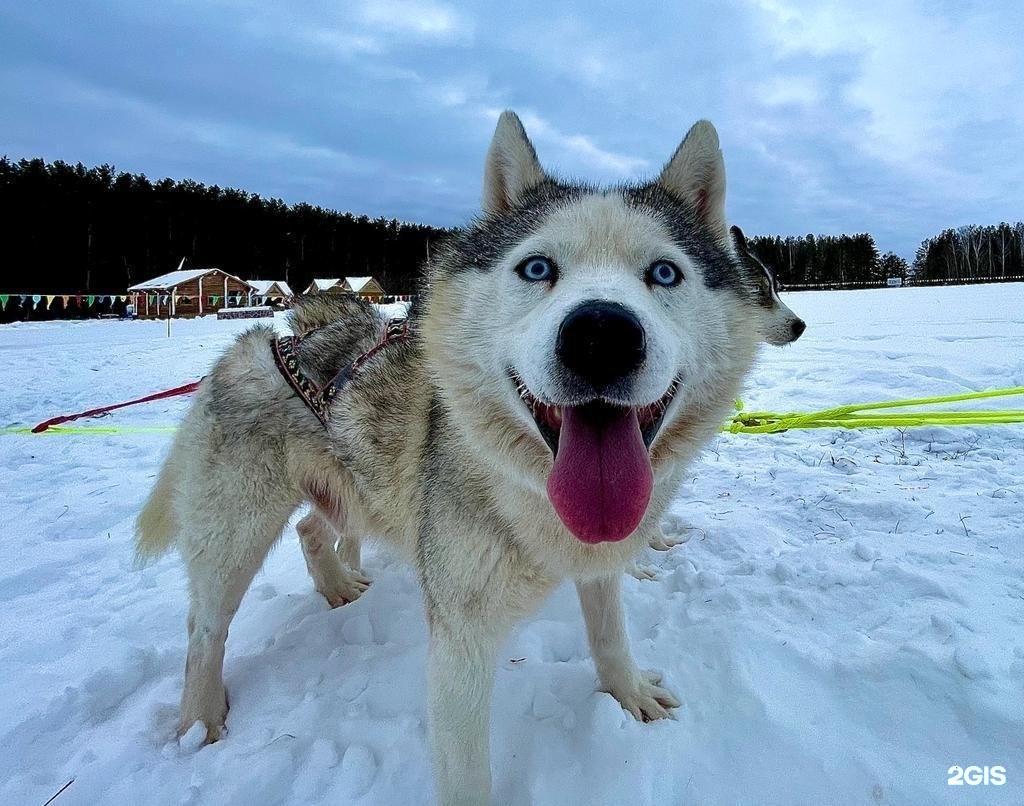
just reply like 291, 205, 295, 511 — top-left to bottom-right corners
137, 111, 800, 805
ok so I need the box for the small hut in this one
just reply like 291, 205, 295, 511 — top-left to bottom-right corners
249, 280, 295, 303
128, 263, 255, 318
302, 277, 385, 299
344, 276, 386, 300
303, 278, 342, 295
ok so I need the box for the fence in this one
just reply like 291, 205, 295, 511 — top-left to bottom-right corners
782, 275, 1024, 292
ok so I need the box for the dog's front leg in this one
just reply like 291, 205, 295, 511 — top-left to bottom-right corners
577, 573, 680, 721
427, 620, 499, 806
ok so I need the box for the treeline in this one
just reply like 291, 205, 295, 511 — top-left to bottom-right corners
912, 223, 1024, 282
745, 233, 908, 287
0, 157, 452, 297
2, 158, 1022, 303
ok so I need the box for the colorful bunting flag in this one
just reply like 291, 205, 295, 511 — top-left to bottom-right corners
87, 295, 96, 306
45, 295, 56, 309
159, 295, 169, 305
61, 295, 70, 307
148, 295, 156, 306
0, 294, 8, 310
31, 294, 42, 309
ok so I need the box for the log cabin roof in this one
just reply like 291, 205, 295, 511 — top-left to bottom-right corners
128, 267, 255, 292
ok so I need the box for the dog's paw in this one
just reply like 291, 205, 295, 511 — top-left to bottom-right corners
319, 566, 372, 608
626, 563, 659, 581
178, 698, 228, 747
604, 669, 680, 722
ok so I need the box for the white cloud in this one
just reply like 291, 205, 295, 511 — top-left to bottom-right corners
757, 75, 822, 108
487, 108, 650, 178
748, 0, 1024, 185
358, 0, 471, 41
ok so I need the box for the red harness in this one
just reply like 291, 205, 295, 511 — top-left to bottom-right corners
271, 318, 410, 427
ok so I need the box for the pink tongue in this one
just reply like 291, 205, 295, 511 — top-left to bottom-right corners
546, 406, 653, 543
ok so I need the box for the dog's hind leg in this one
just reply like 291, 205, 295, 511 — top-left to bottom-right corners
297, 509, 370, 607
178, 508, 289, 743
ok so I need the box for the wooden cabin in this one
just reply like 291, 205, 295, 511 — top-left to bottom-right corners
303, 278, 343, 295
344, 276, 385, 299
249, 280, 295, 301
128, 266, 256, 318
303, 276, 386, 299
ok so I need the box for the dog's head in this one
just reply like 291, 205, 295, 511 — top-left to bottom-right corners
423, 111, 764, 545
730, 225, 806, 346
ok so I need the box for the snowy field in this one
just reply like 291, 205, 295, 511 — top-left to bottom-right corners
1, 284, 1022, 805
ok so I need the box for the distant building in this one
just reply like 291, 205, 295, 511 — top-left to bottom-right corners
344, 276, 385, 299
249, 280, 295, 300
128, 262, 255, 318
303, 276, 386, 299
303, 278, 344, 295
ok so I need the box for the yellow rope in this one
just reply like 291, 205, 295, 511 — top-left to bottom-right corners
2, 425, 178, 435
5, 387, 1024, 436
724, 387, 1024, 434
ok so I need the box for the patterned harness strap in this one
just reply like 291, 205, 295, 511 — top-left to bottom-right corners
272, 317, 410, 427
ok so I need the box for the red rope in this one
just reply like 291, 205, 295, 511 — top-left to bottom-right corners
31, 379, 204, 433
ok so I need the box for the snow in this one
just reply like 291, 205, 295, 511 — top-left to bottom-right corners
1, 284, 1022, 805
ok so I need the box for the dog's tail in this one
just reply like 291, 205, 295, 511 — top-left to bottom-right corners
134, 440, 183, 564
288, 294, 374, 336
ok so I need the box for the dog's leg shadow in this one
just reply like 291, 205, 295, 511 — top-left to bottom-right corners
626, 516, 700, 581
297, 510, 371, 607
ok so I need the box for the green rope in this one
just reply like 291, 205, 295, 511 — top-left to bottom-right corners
724, 386, 1024, 434
5, 387, 1024, 437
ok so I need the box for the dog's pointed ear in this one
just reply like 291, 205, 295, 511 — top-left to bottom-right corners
483, 110, 545, 216
659, 120, 728, 240
730, 225, 748, 252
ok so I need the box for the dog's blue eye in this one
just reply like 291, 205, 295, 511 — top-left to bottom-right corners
517, 256, 555, 283
648, 260, 682, 287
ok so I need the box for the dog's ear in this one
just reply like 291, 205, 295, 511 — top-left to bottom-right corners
483, 110, 546, 216
730, 225, 748, 253
659, 121, 728, 240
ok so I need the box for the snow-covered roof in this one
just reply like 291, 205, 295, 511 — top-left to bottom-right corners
345, 276, 375, 292
129, 269, 212, 291
309, 278, 342, 292
249, 280, 294, 297
128, 267, 255, 292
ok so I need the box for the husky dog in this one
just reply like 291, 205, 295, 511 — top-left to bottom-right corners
731, 224, 806, 346
136, 111, 800, 805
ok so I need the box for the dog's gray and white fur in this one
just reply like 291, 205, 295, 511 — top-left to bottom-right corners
730, 224, 806, 346
136, 111, 803, 805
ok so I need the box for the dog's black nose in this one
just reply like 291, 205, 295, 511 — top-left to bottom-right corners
557, 301, 646, 388
791, 318, 806, 340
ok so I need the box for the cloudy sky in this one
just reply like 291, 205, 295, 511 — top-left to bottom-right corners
2, 0, 1022, 256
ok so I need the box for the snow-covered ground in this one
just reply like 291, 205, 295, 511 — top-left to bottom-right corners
1, 285, 1022, 805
